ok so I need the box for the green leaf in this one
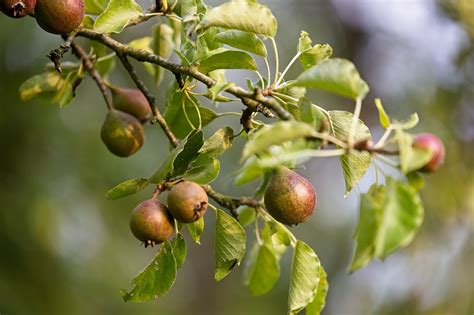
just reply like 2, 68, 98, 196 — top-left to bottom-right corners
244, 244, 280, 296
128, 37, 155, 76
171, 233, 187, 269
198, 50, 257, 73
350, 178, 424, 271
235, 206, 256, 227
187, 217, 204, 244
94, 0, 143, 34
242, 121, 317, 159
182, 155, 220, 184
374, 98, 390, 129
350, 184, 385, 272
84, 0, 108, 14
54, 70, 81, 108
106, 178, 149, 200
95, 53, 116, 78
152, 24, 175, 86
121, 241, 177, 302
19, 72, 64, 103
396, 129, 432, 174
215, 208, 246, 281
200, 1, 277, 37
298, 31, 332, 69
288, 241, 321, 314
406, 172, 425, 192
164, 86, 217, 139
199, 127, 234, 158
172, 130, 204, 177
376, 178, 424, 258
296, 58, 369, 100
306, 266, 329, 315
149, 130, 202, 184
393, 113, 419, 130
215, 30, 267, 57
299, 98, 328, 133
329, 111, 372, 196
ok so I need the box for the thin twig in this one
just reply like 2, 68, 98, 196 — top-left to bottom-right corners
69, 41, 113, 110
116, 53, 179, 147
76, 29, 293, 121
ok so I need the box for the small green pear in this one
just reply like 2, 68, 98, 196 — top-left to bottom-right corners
110, 86, 152, 121
100, 110, 144, 157
264, 166, 316, 226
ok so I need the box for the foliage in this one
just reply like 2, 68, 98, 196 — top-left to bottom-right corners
9, 0, 444, 313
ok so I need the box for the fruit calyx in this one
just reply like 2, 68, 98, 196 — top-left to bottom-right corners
0, 0, 35, 18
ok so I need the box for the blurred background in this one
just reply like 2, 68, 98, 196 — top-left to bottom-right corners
0, 0, 473, 314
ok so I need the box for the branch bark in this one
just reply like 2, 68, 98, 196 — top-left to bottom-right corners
116, 53, 179, 147
76, 29, 292, 121
70, 41, 113, 110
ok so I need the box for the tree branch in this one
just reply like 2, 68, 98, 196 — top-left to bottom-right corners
202, 185, 262, 218
76, 29, 292, 121
116, 53, 179, 147
69, 41, 113, 110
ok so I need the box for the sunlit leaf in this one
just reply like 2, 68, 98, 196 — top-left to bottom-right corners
329, 111, 372, 196
242, 121, 317, 159
215, 30, 267, 57
198, 50, 257, 73
215, 208, 246, 281
374, 98, 390, 129
200, 1, 277, 37
94, 0, 142, 34
296, 58, 369, 100
351, 178, 424, 271
306, 266, 328, 315
298, 31, 332, 69
288, 241, 321, 314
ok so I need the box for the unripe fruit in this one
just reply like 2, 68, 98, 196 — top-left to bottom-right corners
264, 167, 316, 226
167, 181, 208, 223
34, 0, 84, 34
0, 0, 35, 18
100, 110, 144, 157
412, 133, 445, 172
129, 199, 175, 247
110, 86, 152, 122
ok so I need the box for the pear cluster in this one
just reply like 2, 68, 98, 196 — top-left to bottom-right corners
129, 181, 208, 246
1, 0, 84, 34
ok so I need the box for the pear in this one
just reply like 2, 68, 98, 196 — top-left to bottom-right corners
167, 181, 208, 223
264, 166, 316, 226
129, 199, 175, 247
110, 86, 152, 122
34, 0, 84, 34
412, 133, 445, 172
100, 110, 144, 157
